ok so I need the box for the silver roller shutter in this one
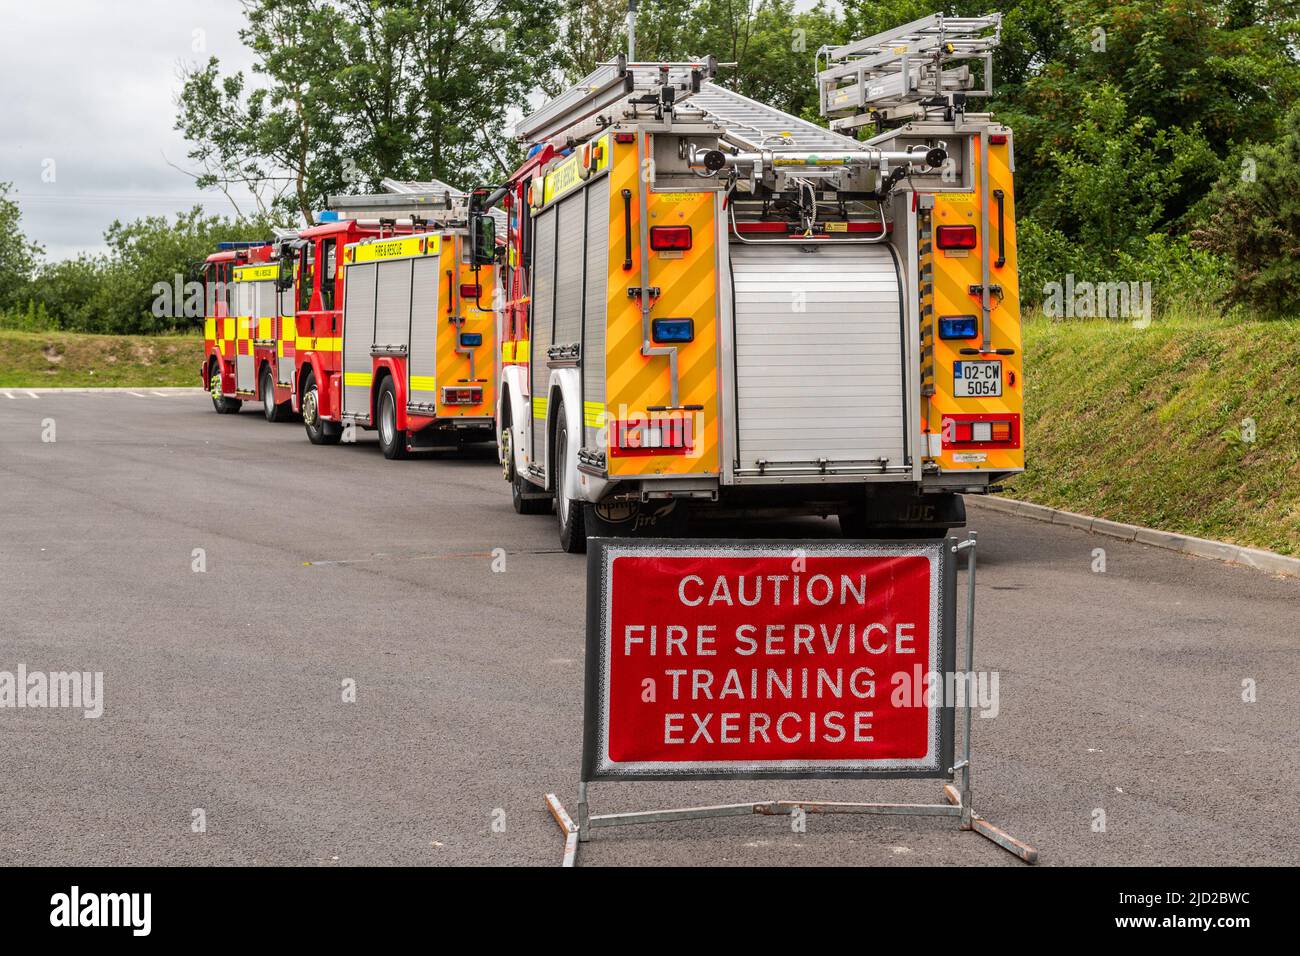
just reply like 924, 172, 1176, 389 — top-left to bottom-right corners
341, 262, 377, 417
530, 206, 557, 459
255, 281, 275, 324
582, 178, 610, 447
729, 241, 907, 476
407, 256, 442, 406
374, 259, 413, 351
235, 282, 255, 391
277, 283, 295, 386
552, 192, 584, 349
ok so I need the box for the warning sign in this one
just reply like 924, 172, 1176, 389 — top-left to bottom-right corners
582, 539, 955, 781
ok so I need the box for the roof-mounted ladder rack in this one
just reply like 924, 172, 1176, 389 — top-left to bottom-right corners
817, 13, 1002, 131
514, 56, 720, 144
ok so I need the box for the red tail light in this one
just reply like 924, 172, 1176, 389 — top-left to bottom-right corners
441, 386, 483, 406
610, 416, 695, 456
459, 283, 481, 299
937, 224, 977, 250
649, 225, 692, 251
941, 414, 1020, 448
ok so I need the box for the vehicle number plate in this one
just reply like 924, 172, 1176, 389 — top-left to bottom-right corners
954, 360, 1002, 397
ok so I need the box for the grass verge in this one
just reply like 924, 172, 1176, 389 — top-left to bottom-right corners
1005, 313, 1300, 556
0, 329, 201, 389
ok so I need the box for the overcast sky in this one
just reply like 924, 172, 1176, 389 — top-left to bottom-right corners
0, 0, 259, 261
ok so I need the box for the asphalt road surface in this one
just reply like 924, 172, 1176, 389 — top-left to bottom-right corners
2, 389, 1296, 866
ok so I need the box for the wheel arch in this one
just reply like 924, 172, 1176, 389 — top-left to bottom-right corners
546, 373, 582, 496
297, 353, 326, 401
372, 359, 409, 428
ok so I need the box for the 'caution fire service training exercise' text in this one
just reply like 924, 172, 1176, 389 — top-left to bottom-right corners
581, 539, 956, 781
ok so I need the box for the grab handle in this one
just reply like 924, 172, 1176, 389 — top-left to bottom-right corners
993, 189, 1006, 268
621, 189, 633, 271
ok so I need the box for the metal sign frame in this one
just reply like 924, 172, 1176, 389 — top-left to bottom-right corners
544, 531, 1039, 866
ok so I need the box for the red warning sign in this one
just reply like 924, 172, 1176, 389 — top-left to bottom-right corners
582, 540, 955, 780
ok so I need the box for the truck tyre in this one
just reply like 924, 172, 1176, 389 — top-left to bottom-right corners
301, 369, 342, 445
209, 360, 242, 414
376, 377, 408, 460
260, 366, 289, 423
502, 397, 549, 515
554, 402, 586, 553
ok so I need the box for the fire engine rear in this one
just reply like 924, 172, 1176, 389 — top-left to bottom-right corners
490, 13, 1022, 551
201, 240, 297, 421
293, 202, 496, 457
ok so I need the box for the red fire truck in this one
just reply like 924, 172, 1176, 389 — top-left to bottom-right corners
290, 206, 497, 457
201, 241, 296, 421
492, 13, 1022, 553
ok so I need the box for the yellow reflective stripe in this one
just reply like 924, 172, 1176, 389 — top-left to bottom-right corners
297, 336, 342, 351
343, 371, 372, 387
410, 375, 436, 391
502, 341, 515, 362
349, 234, 441, 264
257, 318, 273, 339
516, 339, 530, 363
532, 395, 547, 419
204, 318, 216, 340
583, 401, 606, 428
234, 264, 277, 282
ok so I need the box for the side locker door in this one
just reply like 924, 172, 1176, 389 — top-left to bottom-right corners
341, 262, 377, 419
408, 248, 442, 410
529, 206, 557, 470
582, 177, 610, 450
374, 257, 412, 359
235, 276, 256, 392
278, 263, 296, 386
256, 280, 274, 351
553, 191, 585, 423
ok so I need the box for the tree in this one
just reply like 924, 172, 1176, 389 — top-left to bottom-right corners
25, 208, 281, 334
555, 0, 628, 86
628, 0, 844, 119
176, 0, 556, 224
993, 0, 1300, 221
1194, 103, 1300, 314
1036, 85, 1215, 261
0, 182, 44, 309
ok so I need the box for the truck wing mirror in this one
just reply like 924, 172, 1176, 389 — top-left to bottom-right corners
470, 213, 495, 267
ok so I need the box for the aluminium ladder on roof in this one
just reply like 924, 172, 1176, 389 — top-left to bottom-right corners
514, 56, 866, 156
514, 57, 720, 144
817, 13, 1002, 129
689, 83, 865, 153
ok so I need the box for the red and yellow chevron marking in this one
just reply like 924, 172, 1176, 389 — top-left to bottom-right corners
927, 135, 1024, 472
603, 137, 719, 478
432, 237, 496, 419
